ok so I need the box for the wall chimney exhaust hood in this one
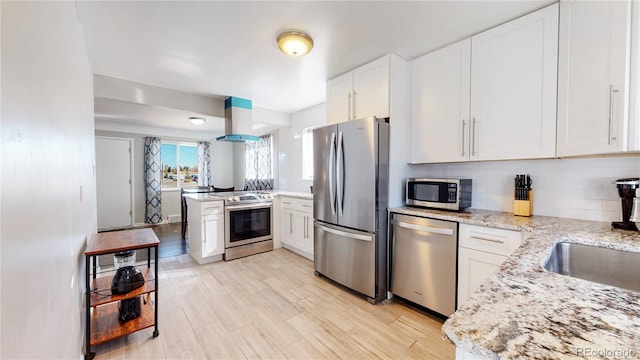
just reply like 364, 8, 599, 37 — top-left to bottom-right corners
216, 96, 260, 142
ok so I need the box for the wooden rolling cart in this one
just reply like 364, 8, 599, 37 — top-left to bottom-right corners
84, 228, 160, 360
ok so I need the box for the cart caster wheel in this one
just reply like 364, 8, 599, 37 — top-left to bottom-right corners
85, 352, 96, 360
153, 329, 159, 338
314, 270, 320, 277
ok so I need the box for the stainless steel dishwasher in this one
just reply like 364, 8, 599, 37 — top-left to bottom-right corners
390, 213, 457, 316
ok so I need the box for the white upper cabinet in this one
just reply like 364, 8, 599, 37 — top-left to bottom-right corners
326, 55, 390, 125
409, 3, 559, 163
353, 56, 390, 120
469, 3, 558, 161
557, 0, 633, 156
326, 73, 354, 125
410, 39, 471, 163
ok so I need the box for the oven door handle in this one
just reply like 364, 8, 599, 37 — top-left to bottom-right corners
225, 203, 272, 211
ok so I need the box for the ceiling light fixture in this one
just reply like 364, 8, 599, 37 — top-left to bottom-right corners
277, 31, 313, 57
189, 117, 205, 125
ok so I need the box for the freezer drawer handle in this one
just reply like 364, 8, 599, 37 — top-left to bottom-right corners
392, 220, 454, 236
315, 223, 372, 242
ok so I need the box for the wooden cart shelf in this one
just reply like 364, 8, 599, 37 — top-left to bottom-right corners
90, 268, 155, 306
89, 293, 155, 346
84, 228, 160, 360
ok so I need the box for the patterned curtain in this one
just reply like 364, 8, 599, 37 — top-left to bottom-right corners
197, 141, 212, 187
144, 137, 162, 224
244, 134, 273, 191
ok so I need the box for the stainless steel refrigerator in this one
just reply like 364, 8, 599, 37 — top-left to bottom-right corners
313, 116, 389, 304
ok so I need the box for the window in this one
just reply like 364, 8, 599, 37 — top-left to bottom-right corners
302, 127, 314, 180
161, 142, 198, 189
244, 134, 274, 190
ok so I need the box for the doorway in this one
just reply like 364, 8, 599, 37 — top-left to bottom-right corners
96, 136, 133, 230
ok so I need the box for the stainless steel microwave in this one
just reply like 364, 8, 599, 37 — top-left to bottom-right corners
406, 178, 472, 211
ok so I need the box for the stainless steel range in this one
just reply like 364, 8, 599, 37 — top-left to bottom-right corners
214, 191, 274, 261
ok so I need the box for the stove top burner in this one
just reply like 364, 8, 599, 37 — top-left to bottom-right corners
212, 191, 273, 204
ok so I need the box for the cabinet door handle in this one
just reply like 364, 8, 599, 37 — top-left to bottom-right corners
348, 92, 352, 120
471, 118, 477, 156
304, 216, 308, 239
352, 90, 357, 119
608, 85, 619, 145
201, 219, 206, 243
290, 213, 293, 234
461, 119, 467, 157
470, 235, 505, 244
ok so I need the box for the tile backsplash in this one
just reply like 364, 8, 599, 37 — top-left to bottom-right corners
408, 155, 640, 222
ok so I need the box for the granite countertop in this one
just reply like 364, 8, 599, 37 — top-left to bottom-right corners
388, 206, 640, 359
182, 193, 224, 202
275, 191, 313, 200
183, 191, 313, 202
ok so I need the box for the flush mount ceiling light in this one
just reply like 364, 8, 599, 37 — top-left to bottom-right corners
189, 117, 205, 125
277, 31, 313, 57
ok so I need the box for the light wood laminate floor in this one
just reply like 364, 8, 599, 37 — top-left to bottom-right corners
93, 248, 455, 359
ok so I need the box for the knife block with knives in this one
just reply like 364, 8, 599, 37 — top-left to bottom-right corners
514, 174, 533, 217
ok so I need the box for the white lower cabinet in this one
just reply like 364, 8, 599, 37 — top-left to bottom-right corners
279, 197, 314, 260
186, 199, 225, 264
457, 224, 528, 308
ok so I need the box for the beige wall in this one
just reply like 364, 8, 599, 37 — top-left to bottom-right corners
1, 2, 97, 357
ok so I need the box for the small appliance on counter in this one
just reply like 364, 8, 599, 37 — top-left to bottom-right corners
613, 178, 640, 230
628, 188, 640, 230
406, 178, 472, 211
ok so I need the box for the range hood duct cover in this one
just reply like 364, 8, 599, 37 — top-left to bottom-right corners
216, 96, 259, 142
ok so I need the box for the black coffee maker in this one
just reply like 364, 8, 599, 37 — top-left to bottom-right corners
612, 178, 640, 230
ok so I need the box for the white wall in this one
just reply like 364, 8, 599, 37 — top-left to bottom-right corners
407, 155, 640, 222
278, 103, 326, 192
1, 2, 96, 358
210, 140, 234, 188
95, 130, 234, 224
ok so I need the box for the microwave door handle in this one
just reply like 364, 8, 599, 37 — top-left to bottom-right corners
336, 131, 344, 217
329, 132, 336, 215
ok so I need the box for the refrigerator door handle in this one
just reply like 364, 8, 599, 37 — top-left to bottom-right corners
329, 132, 336, 215
315, 222, 372, 242
336, 131, 344, 217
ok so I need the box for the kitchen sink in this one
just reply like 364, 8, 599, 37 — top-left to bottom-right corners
543, 242, 640, 292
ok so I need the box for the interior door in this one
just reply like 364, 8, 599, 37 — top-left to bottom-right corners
337, 118, 377, 232
96, 137, 133, 230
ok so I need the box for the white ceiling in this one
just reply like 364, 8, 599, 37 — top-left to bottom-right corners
77, 0, 553, 132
